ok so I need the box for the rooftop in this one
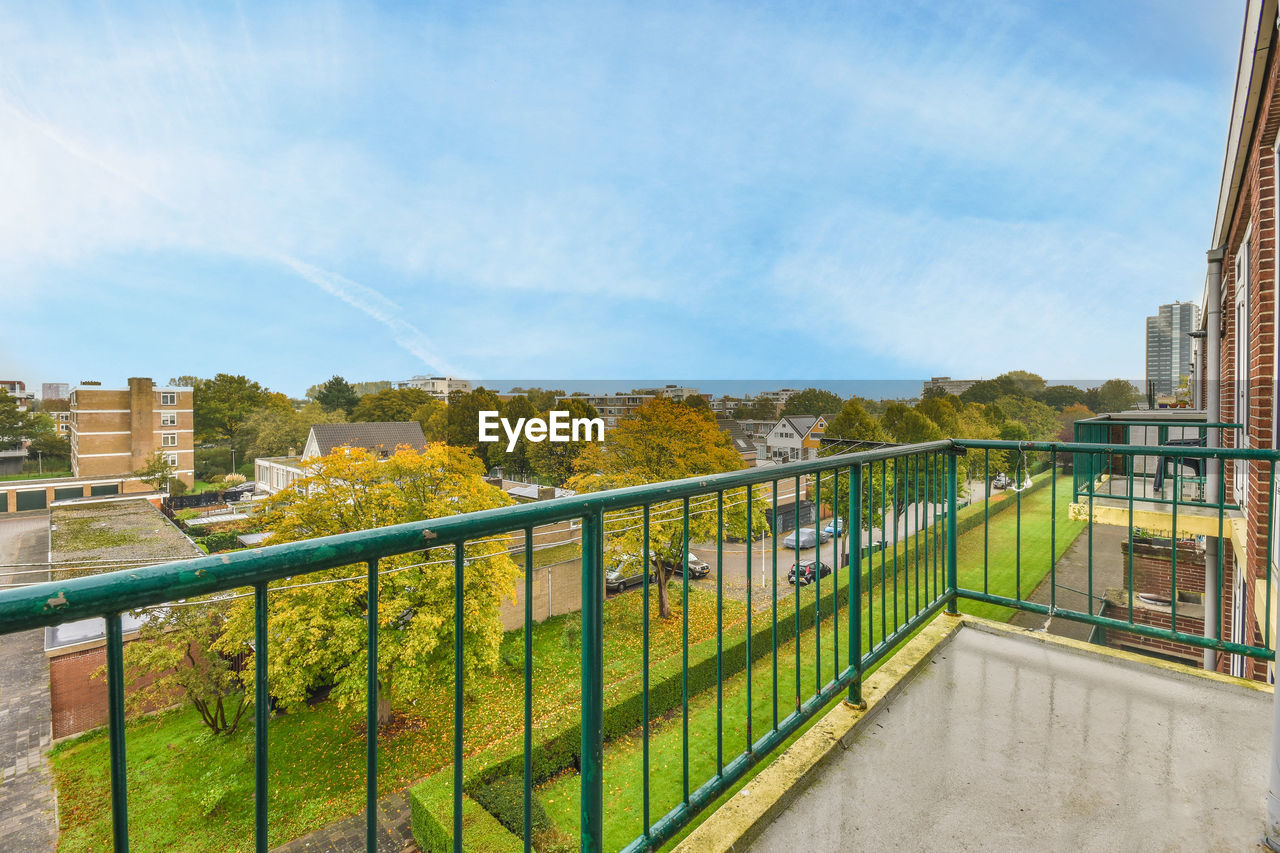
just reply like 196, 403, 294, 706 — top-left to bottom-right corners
50, 499, 201, 576
682, 617, 1273, 852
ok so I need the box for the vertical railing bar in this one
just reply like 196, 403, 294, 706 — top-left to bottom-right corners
892, 456, 900, 632
814, 468, 822, 695
715, 490, 724, 776
946, 451, 958, 615
523, 529, 534, 853
1267, 463, 1276, 651
367, 557, 379, 853
682, 498, 690, 804
581, 511, 605, 851
880, 458, 887, 647
1218, 460, 1226, 645
1087, 450, 1095, 623
745, 486, 753, 752
1128, 457, 1135, 625
983, 448, 990, 595
452, 548, 463, 853
1172, 458, 1180, 633
254, 582, 269, 853
642, 506, 651, 837
913, 453, 921, 616
106, 611, 129, 853
831, 472, 839, 683
1048, 449, 1057, 615
794, 476, 801, 711
771, 479, 778, 731
848, 463, 863, 705
1015, 451, 1022, 602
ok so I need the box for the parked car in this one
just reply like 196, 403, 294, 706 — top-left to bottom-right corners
605, 557, 655, 593
787, 560, 832, 586
782, 527, 831, 549
991, 472, 1013, 490
823, 518, 845, 537
657, 554, 711, 578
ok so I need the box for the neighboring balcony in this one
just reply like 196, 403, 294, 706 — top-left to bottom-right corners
1, 437, 1277, 852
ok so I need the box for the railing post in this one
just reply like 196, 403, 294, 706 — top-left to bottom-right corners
945, 451, 959, 614
580, 509, 605, 852
106, 612, 129, 852
847, 463, 864, 706
1268, 564, 1280, 850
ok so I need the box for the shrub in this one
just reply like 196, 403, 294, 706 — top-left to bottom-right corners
198, 531, 240, 553
469, 773, 564, 846
410, 773, 522, 853
560, 618, 581, 649
223, 473, 247, 487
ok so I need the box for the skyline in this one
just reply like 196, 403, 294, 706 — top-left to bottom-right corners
1, 2, 1241, 396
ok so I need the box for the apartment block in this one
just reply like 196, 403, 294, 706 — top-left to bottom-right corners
0, 379, 35, 411
555, 393, 655, 429
393, 375, 473, 399
1146, 301, 1200, 397
69, 378, 195, 487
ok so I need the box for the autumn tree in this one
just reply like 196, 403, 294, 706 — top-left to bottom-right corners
781, 387, 843, 417
881, 403, 942, 444
486, 395, 538, 474
445, 387, 503, 461
351, 387, 433, 422
567, 399, 768, 619
313, 375, 360, 415
217, 445, 518, 727
414, 398, 449, 443
526, 398, 600, 484
117, 601, 249, 735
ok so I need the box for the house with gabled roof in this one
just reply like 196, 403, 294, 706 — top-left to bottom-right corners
255, 421, 429, 495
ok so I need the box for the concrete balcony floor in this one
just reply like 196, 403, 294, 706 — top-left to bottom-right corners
678, 617, 1273, 852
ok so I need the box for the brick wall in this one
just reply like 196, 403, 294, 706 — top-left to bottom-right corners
49, 639, 187, 740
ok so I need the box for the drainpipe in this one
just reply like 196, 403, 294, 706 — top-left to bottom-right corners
1203, 247, 1223, 675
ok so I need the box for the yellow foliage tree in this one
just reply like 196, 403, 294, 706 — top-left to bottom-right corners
567, 399, 769, 619
218, 444, 518, 727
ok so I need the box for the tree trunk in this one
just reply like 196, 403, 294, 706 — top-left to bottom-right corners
378, 677, 393, 728
656, 568, 672, 620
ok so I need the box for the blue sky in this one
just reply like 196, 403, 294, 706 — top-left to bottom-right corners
0, 1, 1242, 397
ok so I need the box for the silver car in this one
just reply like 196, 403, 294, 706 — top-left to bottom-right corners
782, 527, 831, 549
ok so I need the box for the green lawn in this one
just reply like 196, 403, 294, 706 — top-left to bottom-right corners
536, 475, 1084, 850
48, 477, 1085, 852
47, 587, 746, 852
0, 469, 72, 482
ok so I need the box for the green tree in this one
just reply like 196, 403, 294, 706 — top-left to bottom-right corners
681, 395, 712, 412
731, 396, 779, 420
217, 445, 518, 727
992, 395, 1059, 440
999, 370, 1046, 398
567, 399, 766, 619
526, 398, 600, 485
194, 374, 272, 444
1090, 379, 1140, 414
414, 399, 449, 443
28, 431, 71, 468
506, 388, 565, 411
445, 387, 503, 461
134, 451, 178, 493
1037, 384, 1087, 410
313, 375, 360, 415
0, 389, 32, 449
916, 397, 959, 435
881, 402, 943, 444
960, 377, 1014, 405
241, 402, 345, 460
486, 395, 538, 474
351, 388, 433, 422
781, 388, 843, 417
824, 398, 892, 443
116, 600, 247, 735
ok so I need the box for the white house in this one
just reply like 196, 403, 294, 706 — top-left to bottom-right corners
761, 415, 828, 463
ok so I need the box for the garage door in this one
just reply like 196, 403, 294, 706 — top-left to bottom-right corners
90, 484, 119, 497
16, 490, 47, 511
54, 486, 84, 501
0, 495, 8, 513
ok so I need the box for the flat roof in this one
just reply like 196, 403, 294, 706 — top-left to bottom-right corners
743, 625, 1271, 851
50, 499, 201, 576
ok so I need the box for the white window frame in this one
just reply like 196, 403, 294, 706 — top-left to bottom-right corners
161, 433, 178, 447
1234, 224, 1251, 507
160, 392, 177, 406
161, 412, 177, 426
163, 452, 179, 467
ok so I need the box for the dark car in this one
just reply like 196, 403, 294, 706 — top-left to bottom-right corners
658, 554, 711, 579
787, 560, 832, 586
605, 557, 655, 593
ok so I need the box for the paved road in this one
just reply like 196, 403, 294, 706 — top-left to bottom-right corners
0, 511, 58, 853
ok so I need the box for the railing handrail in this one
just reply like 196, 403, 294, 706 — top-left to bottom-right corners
0, 440, 953, 635
956, 438, 1277, 459
1074, 416, 1243, 429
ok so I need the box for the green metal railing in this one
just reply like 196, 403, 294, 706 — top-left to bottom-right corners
1072, 416, 1243, 509
0, 437, 1275, 852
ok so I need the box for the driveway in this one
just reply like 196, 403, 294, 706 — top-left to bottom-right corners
0, 511, 58, 852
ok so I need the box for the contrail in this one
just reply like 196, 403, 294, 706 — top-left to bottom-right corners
0, 89, 462, 376
273, 255, 462, 377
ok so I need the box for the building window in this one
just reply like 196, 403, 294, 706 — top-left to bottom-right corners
161, 433, 178, 447
160, 392, 177, 406
161, 412, 177, 426
164, 452, 179, 467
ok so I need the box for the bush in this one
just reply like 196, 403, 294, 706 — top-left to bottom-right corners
469, 773, 567, 848
410, 773, 522, 853
168, 479, 189, 497
560, 618, 581, 649
198, 531, 240, 553
195, 447, 233, 480
185, 524, 209, 538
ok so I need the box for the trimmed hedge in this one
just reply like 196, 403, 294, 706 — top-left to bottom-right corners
410, 475, 1068, 850
411, 773, 523, 853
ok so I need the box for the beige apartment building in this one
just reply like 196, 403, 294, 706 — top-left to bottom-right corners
70, 378, 195, 487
